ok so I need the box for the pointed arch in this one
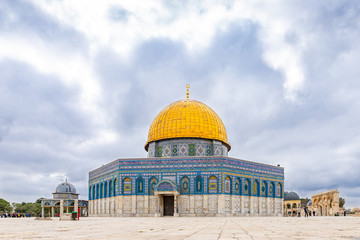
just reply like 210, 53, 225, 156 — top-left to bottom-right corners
113, 178, 117, 196
136, 177, 145, 194
277, 183, 282, 197
208, 176, 218, 193
234, 177, 241, 195
180, 176, 190, 194
122, 177, 132, 194
270, 182, 275, 198
100, 182, 104, 198
149, 176, 158, 195
244, 178, 251, 196
109, 180, 112, 197
194, 175, 203, 193
261, 180, 268, 197
225, 176, 232, 194
253, 180, 260, 197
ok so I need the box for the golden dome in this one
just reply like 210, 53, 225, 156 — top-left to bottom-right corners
145, 99, 230, 151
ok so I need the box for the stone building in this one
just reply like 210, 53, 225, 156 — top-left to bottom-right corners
41, 179, 88, 217
283, 191, 301, 216
88, 87, 284, 217
307, 189, 340, 216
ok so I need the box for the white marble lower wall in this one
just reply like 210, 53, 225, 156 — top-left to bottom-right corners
89, 195, 283, 217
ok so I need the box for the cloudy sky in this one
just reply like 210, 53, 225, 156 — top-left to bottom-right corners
0, 0, 359, 208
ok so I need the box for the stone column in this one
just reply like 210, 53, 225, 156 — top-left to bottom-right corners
217, 195, 225, 215
174, 194, 179, 217
132, 196, 137, 215
144, 195, 149, 215
154, 194, 160, 217
60, 200, 64, 218
249, 196, 254, 215
41, 207, 44, 218
203, 195, 209, 215
333, 191, 340, 216
189, 195, 195, 214
52, 207, 54, 218
118, 196, 123, 215
240, 196, 245, 215
266, 197, 270, 216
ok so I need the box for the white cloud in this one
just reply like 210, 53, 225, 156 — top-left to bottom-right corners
1, 0, 360, 208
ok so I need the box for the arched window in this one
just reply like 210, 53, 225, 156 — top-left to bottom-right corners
92, 185, 95, 200
89, 186, 91, 200
104, 182, 108, 198
113, 178, 117, 196
180, 176, 190, 194
109, 180, 112, 197
100, 183, 103, 198
244, 179, 251, 196
234, 178, 241, 195
136, 177, 144, 194
123, 177, 132, 194
194, 176, 203, 193
269, 182, 275, 197
277, 183, 282, 197
261, 181, 268, 197
292, 203, 297, 208
253, 180, 260, 197
225, 176, 232, 194
96, 184, 99, 199
208, 176, 218, 193
149, 177, 158, 195
287, 203, 291, 209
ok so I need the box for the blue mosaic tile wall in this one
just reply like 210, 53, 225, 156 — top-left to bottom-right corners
89, 156, 284, 200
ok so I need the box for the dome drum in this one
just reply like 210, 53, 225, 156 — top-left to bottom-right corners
147, 138, 228, 158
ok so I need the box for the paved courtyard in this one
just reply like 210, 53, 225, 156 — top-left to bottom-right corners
1, 216, 360, 239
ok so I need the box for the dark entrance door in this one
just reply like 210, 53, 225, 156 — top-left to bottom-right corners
163, 196, 174, 216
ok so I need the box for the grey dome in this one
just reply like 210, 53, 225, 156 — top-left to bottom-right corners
307, 200, 312, 206
284, 191, 300, 201
55, 180, 76, 194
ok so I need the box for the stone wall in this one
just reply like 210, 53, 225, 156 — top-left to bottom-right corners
89, 195, 283, 217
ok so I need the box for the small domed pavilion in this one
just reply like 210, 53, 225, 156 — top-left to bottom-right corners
41, 179, 88, 218
283, 191, 301, 217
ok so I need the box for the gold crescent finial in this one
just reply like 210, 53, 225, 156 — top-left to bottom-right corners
186, 84, 190, 99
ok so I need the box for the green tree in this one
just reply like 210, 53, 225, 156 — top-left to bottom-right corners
339, 197, 345, 208
13, 200, 42, 216
0, 198, 13, 213
301, 197, 311, 208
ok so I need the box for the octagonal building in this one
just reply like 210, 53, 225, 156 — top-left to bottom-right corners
88, 88, 284, 216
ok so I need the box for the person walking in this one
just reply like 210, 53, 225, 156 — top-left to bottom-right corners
304, 207, 308, 217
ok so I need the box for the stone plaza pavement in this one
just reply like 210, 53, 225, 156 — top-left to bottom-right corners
1, 217, 360, 240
